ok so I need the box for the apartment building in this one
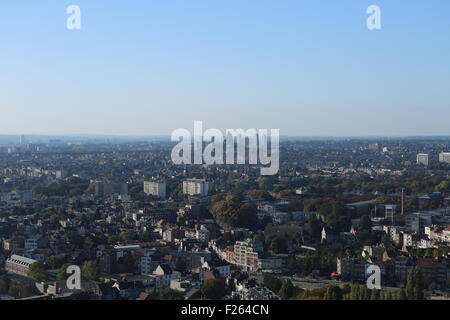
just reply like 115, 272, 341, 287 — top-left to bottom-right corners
439, 152, 450, 164
417, 153, 429, 166
94, 181, 128, 197
232, 239, 282, 272
182, 179, 209, 196
196, 225, 210, 243
151, 264, 181, 290
5, 254, 37, 276
143, 181, 166, 199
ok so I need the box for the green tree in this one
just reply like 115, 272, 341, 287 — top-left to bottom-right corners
0, 273, 10, 294
27, 262, 50, 282
349, 284, 361, 300
108, 235, 119, 245
398, 288, 407, 300
405, 268, 416, 299
141, 231, 152, 242
122, 252, 136, 273
46, 255, 66, 269
278, 279, 294, 299
324, 286, 339, 300
263, 275, 282, 293
209, 193, 258, 229
81, 260, 100, 281
237, 203, 258, 229
270, 237, 288, 254
435, 181, 449, 193
404, 266, 425, 300
370, 289, 380, 300
306, 214, 321, 239
248, 190, 272, 200
359, 215, 372, 231
120, 231, 137, 241
159, 288, 185, 300
413, 267, 425, 300
175, 257, 187, 272
57, 263, 72, 281
202, 279, 226, 300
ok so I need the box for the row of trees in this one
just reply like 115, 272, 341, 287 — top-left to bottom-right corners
287, 252, 336, 276
297, 284, 399, 300
31, 177, 90, 199
263, 275, 295, 299
28, 260, 101, 282
264, 267, 427, 301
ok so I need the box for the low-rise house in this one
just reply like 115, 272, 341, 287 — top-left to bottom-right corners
321, 227, 338, 243
200, 260, 231, 281
151, 264, 181, 290
3, 236, 25, 252
25, 236, 49, 250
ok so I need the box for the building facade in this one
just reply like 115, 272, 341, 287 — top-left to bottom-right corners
143, 181, 166, 199
5, 254, 37, 276
94, 181, 128, 197
182, 179, 209, 196
439, 152, 450, 164
417, 153, 429, 166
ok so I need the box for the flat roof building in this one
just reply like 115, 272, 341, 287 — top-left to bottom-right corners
417, 153, 429, 166
5, 254, 37, 277
143, 181, 166, 199
439, 152, 450, 164
183, 179, 209, 196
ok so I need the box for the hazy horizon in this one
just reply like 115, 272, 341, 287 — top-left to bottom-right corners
2, 133, 450, 140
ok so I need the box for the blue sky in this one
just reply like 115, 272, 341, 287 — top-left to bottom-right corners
0, 1, 449, 136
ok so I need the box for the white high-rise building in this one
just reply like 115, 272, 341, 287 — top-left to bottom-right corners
94, 181, 128, 197
140, 251, 154, 275
234, 239, 264, 272
143, 181, 166, 199
416, 153, 429, 166
439, 152, 450, 164
182, 179, 209, 196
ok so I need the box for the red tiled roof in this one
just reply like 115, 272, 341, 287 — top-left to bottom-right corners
163, 254, 173, 261
417, 258, 435, 268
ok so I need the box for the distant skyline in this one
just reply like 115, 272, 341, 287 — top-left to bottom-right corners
1, 1, 449, 136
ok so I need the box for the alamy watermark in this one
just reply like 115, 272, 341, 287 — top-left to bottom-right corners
64, 5, 381, 31
171, 121, 279, 175
66, 5, 81, 30
66, 265, 81, 290
367, 5, 382, 30
366, 265, 381, 290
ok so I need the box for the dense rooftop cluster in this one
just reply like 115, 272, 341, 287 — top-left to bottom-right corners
0, 137, 449, 300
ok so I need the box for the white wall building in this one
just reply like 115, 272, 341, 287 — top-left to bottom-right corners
417, 153, 429, 166
234, 239, 264, 272
143, 181, 166, 199
182, 179, 209, 196
196, 226, 210, 243
439, 152, 450, 164
152, 265, 181, 289
140, 251, 154, 275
